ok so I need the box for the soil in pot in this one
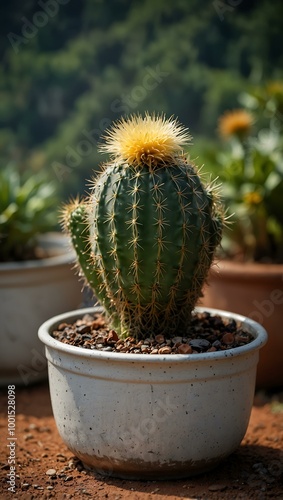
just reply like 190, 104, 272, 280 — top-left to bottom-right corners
51, 310, 254, 354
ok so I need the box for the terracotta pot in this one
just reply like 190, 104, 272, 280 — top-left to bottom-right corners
39, 306, 267, 480
200, 260, 283, 389
0, 233, 83, 386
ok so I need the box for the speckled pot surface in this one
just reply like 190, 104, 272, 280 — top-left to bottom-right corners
0, 233, 82, 386
38, 307, 267, 480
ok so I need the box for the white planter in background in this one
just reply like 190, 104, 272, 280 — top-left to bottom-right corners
0, 233, 83, 386
38, 306, 267, 480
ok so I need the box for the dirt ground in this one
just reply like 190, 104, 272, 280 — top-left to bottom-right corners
0, 383, 283, 500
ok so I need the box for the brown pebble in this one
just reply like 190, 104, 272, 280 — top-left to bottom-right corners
119, 346, 129, 352
177, 344, 193, 354
124, 336, 134, 343
222, 332, 234, 345
28, 423, 39, 431
57, 322, 70, 331
235, 333, 250, 343
158, 346, 172, 354
172, 336, 183, 345
141, 345, 149, 353
107, 329, 119, 342
95, 335, 107, 344
155, 334, 165, 343
24, 433, 34, 441
150, 349, 159, 354
46, 469, 57, 476
39, 426, 51, 433
76, 324, 91, 334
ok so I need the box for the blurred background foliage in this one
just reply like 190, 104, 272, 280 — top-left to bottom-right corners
0, 0, 282, 200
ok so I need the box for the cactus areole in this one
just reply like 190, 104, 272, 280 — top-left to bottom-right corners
64, 114, 224, 339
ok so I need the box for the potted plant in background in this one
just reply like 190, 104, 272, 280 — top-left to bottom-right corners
0, 164, 82, 386
39, 114, 267, 479
200, 82, 283, 389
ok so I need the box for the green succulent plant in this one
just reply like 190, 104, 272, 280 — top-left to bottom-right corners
63, 114, 224, 339
216, 83, 283, 262
0, 164, 58, 262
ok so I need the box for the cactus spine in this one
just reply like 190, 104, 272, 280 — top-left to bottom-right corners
64, 114, 224, 339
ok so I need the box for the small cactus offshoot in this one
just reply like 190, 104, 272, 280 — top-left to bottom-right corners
63, 114, 224, 339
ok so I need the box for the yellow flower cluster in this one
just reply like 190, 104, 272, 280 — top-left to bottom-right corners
99, 113, 191, 167
218, 109, 254, 139
243, 191, 263, 206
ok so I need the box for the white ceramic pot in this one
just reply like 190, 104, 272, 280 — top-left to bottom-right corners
0, 233, 83, 386
38, 306, 267, 480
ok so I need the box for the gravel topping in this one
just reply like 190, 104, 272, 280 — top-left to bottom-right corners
51, 311, 254, 354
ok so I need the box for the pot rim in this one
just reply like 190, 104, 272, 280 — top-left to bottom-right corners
211, 259, 283, 278
0, 233, 76, 271
38, 306, 268, 363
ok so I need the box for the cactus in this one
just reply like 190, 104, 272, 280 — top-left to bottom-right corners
63, 114, 224, 339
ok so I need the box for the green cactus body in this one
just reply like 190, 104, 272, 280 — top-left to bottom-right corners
65, 114, 224, 339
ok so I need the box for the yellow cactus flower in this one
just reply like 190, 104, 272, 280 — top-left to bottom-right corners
99, 113, 191, 167
243, 191, 263, 206
218, 109, 254, 139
